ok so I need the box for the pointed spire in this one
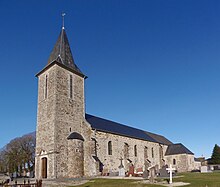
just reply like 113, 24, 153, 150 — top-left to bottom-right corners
47, 17, 85, 77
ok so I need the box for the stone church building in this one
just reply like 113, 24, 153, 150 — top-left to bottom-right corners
35, 26, 198, 179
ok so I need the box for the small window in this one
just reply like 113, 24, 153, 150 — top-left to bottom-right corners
69, 75, 73, 99
92, 138, 97, 156
173, 159, 176, 165
134, 145, 137, 157
108, 141, 112, 155
144, 146, 148, 159
124, 143, 129, 158
45, 75, 48, 99
152, 147, 154, 158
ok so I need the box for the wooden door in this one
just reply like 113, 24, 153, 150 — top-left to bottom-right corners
41, 157, 47, 178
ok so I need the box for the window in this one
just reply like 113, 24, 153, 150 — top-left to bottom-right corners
45, 75, 48, 99
134, 145, 137, 157
41, 157, 47, 178
144, 146, 148, 159
69, 74, 73, 99
108, 141, 112, 155
92, 138, 97, 156
151, 147, 154, 158
124, 143, 129, 158
144, 147, 150, 168
159, 145, 163, 159
173, 159, 176, 165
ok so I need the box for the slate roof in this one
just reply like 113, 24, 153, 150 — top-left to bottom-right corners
36, 28, 86, 78
194, 158, 202, 162
145, 131, 173, 145
67, 132, 84, 141
47, 28, 84, 76
85, 114, 172, 145
165, 143, 194, 155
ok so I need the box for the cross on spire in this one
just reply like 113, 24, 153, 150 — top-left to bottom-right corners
62, 12, 66, 29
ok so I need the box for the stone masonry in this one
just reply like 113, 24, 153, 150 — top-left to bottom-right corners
35, 64, 95, 178
35, 27, 199, 179
165, 154, 195, 172
92, 131, 168, 174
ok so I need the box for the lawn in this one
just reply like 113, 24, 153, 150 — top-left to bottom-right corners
73, 172, 220, 187
174, 171, 220, 187
74, 178, 164, 187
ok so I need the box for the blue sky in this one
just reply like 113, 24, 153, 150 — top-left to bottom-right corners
0, 0, 220, 158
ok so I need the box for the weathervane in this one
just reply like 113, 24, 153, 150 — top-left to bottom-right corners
62, 12, 66, 29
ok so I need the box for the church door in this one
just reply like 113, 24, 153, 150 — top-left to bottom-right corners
41, 157, 47, 178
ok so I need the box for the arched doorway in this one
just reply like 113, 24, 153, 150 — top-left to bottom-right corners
41, 157, 47, 178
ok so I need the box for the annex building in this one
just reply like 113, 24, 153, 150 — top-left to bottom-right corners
35, 26, 200, 179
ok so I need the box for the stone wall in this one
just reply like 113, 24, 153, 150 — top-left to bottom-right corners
35, 64, 95, 179
92, 130, 168, 174
194, 161, 201, 170
35, 63, 195, 178
67, 139, 84, 177
165, 154, 195, 172
35, 65, 58, 179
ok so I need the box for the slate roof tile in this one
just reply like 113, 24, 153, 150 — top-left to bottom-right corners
67, 132, 84, 141
165, 143, 194, 155
85, 114, 172, 145
47, 28, 85, 77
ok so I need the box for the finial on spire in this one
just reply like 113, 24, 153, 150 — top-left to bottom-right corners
62, 12, 66, 29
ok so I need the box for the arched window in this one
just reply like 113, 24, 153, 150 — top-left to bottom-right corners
173, 158, 176, 165
108, 141, 112, 155
92, 138, 97, 156
134, 145, 137, 157
41, 157, 47, 178
151, 147, 154, 158
144, 146, 148, 159
124, 143, 129, 158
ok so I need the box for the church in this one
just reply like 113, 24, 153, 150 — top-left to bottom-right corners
35, 25, 199, 179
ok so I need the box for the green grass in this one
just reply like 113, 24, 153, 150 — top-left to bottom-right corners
73, 172, 220, 187
73, 178, 164, 187
174, 171, 220, 187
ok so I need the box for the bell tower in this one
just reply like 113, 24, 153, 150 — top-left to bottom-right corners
35, 24, 88, 178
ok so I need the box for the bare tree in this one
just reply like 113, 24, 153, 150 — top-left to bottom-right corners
0, 150, 7, 172
0, 133, 36, 176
